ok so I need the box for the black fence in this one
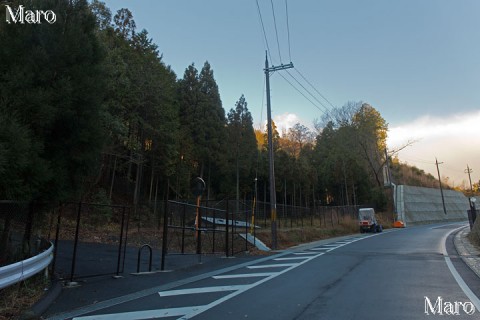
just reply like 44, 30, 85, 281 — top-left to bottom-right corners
162, 200, 254, 263
51, 202, 130, 282
201, 199, 361, 229
0, 201, 51, 267
2, 198, 367, 282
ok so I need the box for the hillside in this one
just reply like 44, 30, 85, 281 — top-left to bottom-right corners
390, 157, 449, 189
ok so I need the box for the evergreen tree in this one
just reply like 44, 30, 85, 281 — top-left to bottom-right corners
93, 5, 179, 203
226, 95, 258, 195
0, 0, 106, 202
178, 62, 226, 196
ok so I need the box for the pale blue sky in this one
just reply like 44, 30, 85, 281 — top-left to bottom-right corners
102, 0, 480, 185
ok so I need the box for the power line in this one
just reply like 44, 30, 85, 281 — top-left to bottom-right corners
399, 156, 435, 165
255, 0, 273, 63
284, 69, 330, 112
285, 0, 292, 62
255, 2, 334, 118
294, 68, 336, 109
276, 71, 329, 114
259, 75, 266, 131
444, 164, 466, 173
270, 0, 282, 63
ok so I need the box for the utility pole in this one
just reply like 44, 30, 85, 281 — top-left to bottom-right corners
465, 165, 473, 192
465, 165, 476, 229
264, 52, 293, 250
435, 158, 447, 215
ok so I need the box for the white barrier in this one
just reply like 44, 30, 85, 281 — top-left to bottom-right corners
0, 242, 53, 289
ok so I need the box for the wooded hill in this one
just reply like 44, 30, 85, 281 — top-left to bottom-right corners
1, 0, 452, 213
390, 158, 445, 189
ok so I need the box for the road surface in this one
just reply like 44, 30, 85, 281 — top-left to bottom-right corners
49, 223, 480, 319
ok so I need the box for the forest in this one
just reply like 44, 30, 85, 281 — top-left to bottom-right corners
0, 0, 447, 213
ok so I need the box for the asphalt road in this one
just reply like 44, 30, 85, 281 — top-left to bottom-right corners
51, 223, 480, 319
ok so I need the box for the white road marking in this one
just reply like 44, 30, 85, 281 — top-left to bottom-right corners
247, 263, 297, 269
309, 247, 333, 251
72, 233, 384, 320
274, 256, 310, 261
293, 252, 318, 255
441, 225, 480, 312
73, 306, 204, 320
158, 285, 248, 297
430, 223, 464, 230
212, 272, 277, 279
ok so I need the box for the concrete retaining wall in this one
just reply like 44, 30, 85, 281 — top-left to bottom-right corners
396, 185, 469, 226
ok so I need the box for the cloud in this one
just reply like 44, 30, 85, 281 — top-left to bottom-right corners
255, 112, 301, 136
387, 110, 480, 186
273, 112, 300, 135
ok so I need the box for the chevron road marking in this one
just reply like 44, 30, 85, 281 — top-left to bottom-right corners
71, 233, 384, 320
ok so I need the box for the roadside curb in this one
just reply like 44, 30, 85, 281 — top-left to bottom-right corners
454, 226, 480, 279
20, 279, 62, 320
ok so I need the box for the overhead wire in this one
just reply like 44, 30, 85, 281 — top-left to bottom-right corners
284, 69, 330, 113
270, 0, 283, 63
285, 0, 292, 62
294, 68, 336, 109
254, 75, 266, 182
255, 0, 273, 63
276, 72, 329, 114
255, 0, 336, 120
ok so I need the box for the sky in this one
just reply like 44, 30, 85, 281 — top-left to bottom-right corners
102, 0, 480, 186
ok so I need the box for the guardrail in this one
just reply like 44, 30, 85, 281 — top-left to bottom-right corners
0, 242, 54, 289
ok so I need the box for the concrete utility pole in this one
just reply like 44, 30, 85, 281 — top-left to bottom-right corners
465, 165, 477, 229
435, 158, 447, 215
465, 165, 473, 192
264, 52, 293, 250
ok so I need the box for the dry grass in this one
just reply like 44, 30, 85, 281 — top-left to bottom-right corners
254, 215, 361, 250
0, 274, 49, 320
